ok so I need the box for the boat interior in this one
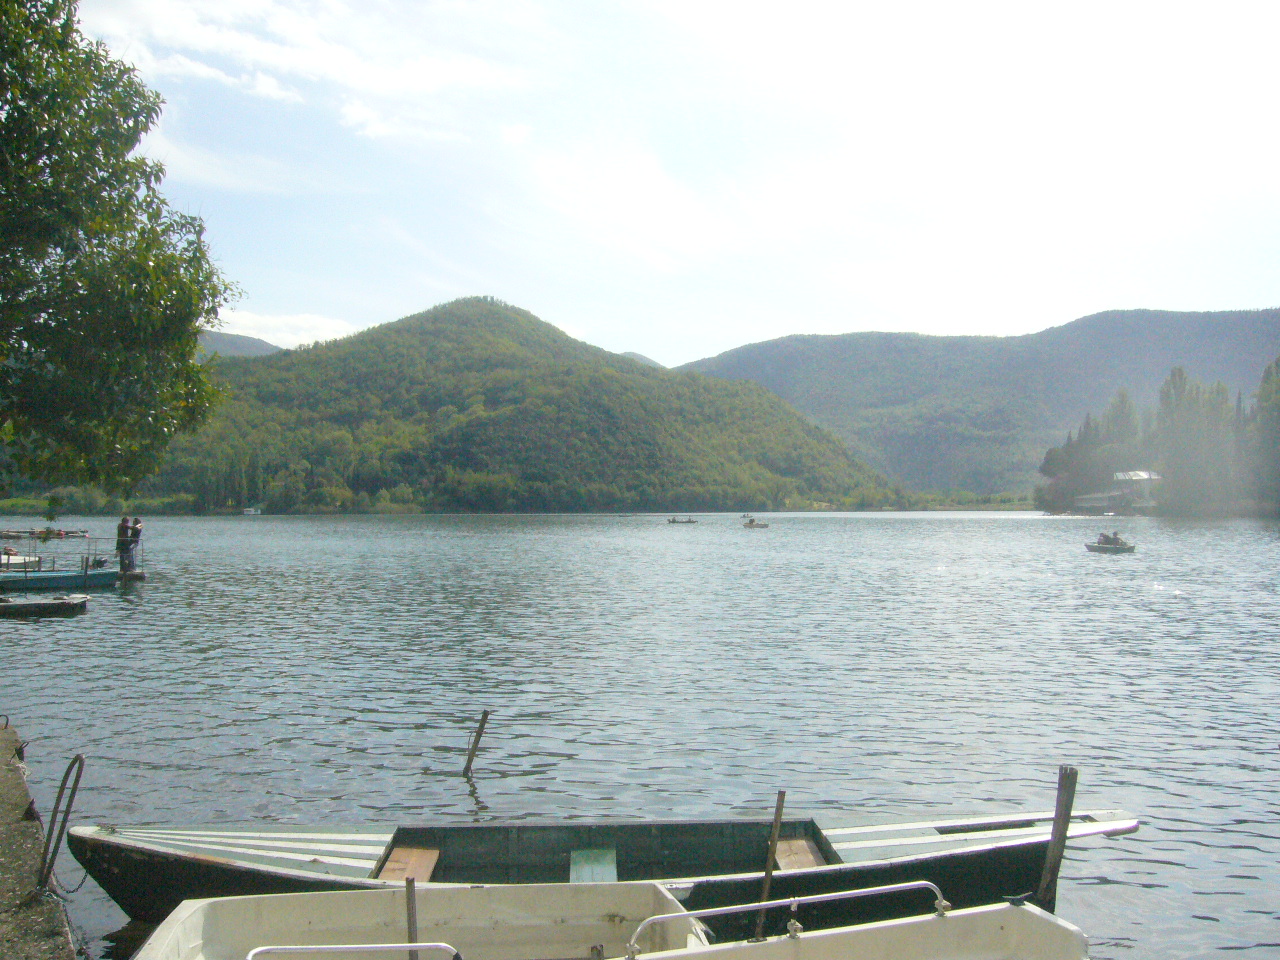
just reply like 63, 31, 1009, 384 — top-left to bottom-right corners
372, 818, 833, 885
134, 882, 708, 960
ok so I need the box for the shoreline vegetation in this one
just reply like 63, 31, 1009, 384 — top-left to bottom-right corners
1034, 361, 1280, 518
0, 488, 1037, 517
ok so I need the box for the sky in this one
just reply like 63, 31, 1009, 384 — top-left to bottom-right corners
80, 0, 1280, 366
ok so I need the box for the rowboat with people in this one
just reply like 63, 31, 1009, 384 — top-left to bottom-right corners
1086, 531, 1135, 554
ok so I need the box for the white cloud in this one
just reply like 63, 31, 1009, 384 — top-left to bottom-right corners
218, 309, 363, 347
81, 0, 542, 130
140, 127, 321, 193
532, 139, 733, 271
338, 99, 469, 142
78, 0, 1280, 360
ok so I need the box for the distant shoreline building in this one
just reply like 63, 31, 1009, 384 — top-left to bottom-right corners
1073, 471, 1161, 515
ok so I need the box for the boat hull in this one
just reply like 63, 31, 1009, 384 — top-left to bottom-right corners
68, 811, 1137, 931
0, 594, 88, 617
130, 887, 1087, 960
1085, 543, 1135, 554
0, 568, 119, 592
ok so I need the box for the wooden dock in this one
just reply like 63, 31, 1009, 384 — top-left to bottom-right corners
0, 725, 75, 960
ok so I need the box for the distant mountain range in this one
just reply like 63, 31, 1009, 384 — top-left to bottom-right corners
199, 330, 282, 358
154, 298, 899, 512
682, 309, 1280, 493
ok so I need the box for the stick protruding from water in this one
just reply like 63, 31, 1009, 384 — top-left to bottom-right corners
462, 709, 490, 777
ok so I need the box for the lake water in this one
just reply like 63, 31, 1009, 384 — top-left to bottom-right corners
2, 512, 1279, 958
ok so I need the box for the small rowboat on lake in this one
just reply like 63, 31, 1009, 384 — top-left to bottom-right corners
68, 808, 1137, 936
744, 519, 769, 529
1085, 542, 1135, 554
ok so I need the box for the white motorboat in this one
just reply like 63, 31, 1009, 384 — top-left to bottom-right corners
131, 879, 1089, 960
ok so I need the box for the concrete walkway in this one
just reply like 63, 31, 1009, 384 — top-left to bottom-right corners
0, 726, 76, 960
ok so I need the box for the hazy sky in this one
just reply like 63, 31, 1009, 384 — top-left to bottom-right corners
81, 1, 1280, 365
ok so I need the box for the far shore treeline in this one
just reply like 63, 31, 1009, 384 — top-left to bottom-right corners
2, 299, 911, 516
3, 296, 1279, 519
1036, 361, 1280, 516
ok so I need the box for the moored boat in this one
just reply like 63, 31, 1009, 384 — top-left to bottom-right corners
0, 593, 89, 617
133, 881, 707, 960
0, 566, 119, 592
0, 552, 41, 571
68, 808, 1137, 929
129, 880, 1089, 960
0, 527, 89, 540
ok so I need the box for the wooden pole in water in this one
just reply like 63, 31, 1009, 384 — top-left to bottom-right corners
406, 877, 419, 960
1034, 764, 1079, 913
753, 790, 786, 941
462, 709, 490, 777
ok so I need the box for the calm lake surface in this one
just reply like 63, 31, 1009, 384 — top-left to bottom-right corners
3, 512, 1279, 958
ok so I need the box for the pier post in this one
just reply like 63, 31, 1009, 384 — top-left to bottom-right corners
1034, 764, 1079, 912
753, 789, 786, 940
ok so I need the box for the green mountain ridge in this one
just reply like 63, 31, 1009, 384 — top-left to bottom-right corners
150, 298, 899, 512
682, 308, 1280, 493
198, 330, 283, 358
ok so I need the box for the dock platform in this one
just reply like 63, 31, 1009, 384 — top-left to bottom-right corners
0, 725, 75, 960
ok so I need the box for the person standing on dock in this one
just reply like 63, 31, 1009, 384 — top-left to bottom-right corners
115, 515, 132, 572
128, 517, 143, 572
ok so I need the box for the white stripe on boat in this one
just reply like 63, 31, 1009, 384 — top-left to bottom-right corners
829, 820, 1128, 853
122, 842, 380, 870
819, 809, 1122, 838
117, 834, 389, 857
121, 829, 393, 844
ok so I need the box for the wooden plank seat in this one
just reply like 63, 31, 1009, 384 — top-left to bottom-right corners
774, 837, 825, 871
376, 846, 440, 882
569, 848, 618, 883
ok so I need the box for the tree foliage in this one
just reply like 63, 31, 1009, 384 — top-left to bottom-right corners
1035, 366, 1272, 515
0, 0, 231, 492
139, 298, 904, 514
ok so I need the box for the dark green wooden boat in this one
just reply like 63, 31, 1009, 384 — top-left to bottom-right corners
0, 593, 88, 616
68, 809, 1136, 935
1085, 542, 1135, 554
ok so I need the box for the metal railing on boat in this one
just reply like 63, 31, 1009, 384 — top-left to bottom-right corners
233, 882, 951, 960
246, 944, 461, 960
0, 534, 142, 581
625, 880, 952, 959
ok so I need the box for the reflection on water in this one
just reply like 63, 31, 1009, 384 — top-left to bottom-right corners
2, 512, 1279, 959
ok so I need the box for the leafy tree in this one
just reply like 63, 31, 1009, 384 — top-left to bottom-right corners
1155, 368, 1238, 515
0, 0, 231, 492
1034, 391, 1156, 512
1252, 358, 1280, 508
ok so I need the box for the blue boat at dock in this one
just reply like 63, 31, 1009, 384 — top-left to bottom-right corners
0, 565, 120, 592
0, 531, 141, 592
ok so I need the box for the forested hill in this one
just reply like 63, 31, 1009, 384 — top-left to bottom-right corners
198, 331, 282, 357
148, 298, 900, 512
682, 309, 1280, 494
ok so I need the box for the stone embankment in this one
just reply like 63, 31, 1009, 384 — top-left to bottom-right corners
0, 724, 76, 960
